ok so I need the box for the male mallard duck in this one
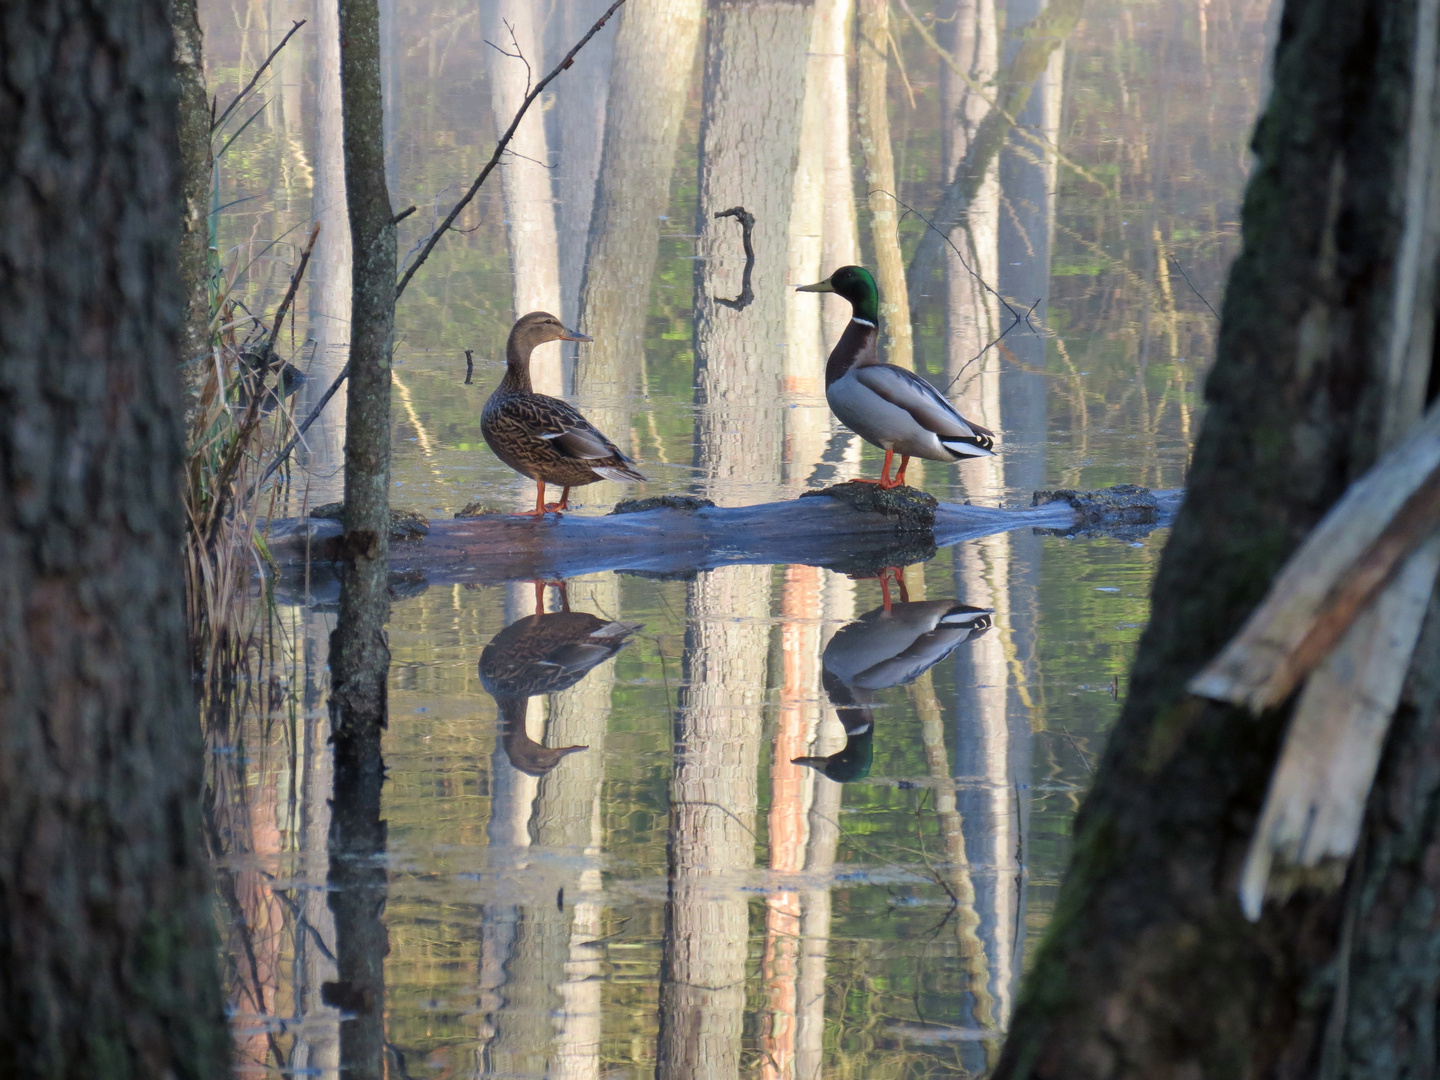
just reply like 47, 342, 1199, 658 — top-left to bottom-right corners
797, 266, 995, 488
482, 311, 645, 516
479, 606, 642, 699
793, 669, 876, 783
822, 598, 992, 691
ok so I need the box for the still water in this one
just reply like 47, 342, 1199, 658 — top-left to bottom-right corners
202, 0, 1270, 1074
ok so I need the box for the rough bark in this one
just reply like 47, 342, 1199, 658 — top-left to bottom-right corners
0, 2, 227, 1076
171, 0, 211, 379
333, 0, 395, 734
992, 0, 1440, 1073
329, 10, 394, 1075
856, 0, 914, 368
694, 0, 813, 506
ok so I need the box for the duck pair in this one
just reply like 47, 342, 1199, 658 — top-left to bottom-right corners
480, 267, 994, 514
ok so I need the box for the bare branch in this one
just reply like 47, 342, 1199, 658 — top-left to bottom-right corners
394, 0, 629, 301
212, 20, 306, 136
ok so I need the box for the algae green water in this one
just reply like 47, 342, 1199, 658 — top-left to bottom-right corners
201, 0, 1271, 1074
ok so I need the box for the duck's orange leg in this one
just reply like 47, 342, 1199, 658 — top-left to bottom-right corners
851, 447, 896, 487
533, 579, 547, 616
543, 486, 571, 513
889, 455, 911, 489
511, 480, 552, 517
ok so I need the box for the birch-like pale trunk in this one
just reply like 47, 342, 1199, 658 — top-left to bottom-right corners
573, 0, 705, 505
820, 0, 860, 346
856, 0, 912, 369
485, 0, 564, 396
694, 0, 813, 506
943, 0, 1004, 505
555, 0, 617, 327
656, 564, 772, 1080
302, 0, 352, 504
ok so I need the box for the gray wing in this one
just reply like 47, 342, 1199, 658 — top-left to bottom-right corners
853, 364, 994, 441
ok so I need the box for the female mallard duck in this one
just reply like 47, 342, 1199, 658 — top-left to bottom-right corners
797, 266, 995, 488
494, 695, 589, 777
482, 311, 645, 516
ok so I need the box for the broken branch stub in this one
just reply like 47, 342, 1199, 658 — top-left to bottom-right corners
1188, 402, 1440, 711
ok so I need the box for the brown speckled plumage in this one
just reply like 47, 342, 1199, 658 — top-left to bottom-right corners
481, 311, 645, 514
479, 610, 642, 698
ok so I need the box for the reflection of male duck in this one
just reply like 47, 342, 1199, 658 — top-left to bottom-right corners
479, 598, 641, 776
795, 600, 992, 782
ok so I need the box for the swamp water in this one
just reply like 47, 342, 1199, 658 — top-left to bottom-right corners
202, 0, 1271, 1074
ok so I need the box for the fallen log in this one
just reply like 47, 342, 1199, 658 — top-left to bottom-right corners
264, 483, 1181, 595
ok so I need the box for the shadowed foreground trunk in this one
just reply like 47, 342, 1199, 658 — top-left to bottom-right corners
0, 2, 227, 1076
331, 4, 395, 1076
994, 0, 1440, 1074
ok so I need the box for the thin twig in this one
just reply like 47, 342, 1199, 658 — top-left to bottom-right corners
264, 222, 321, 359
212, 20, 306, 135
1168, 253, 1220, 320
253, 361, 349, 493
464, 349, 475, 385
394, 0, 629, 301
712, 206, 756, 311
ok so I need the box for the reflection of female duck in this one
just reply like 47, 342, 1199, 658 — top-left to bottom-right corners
480, 609, 642, 697
479, 605, 641, 776
482, 312, 646, 516
794, 600, 992, 782
797, 266, 995, 489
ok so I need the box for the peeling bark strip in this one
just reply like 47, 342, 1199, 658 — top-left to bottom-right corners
992, 0, 1440, 1072
0, 2, 227, 1077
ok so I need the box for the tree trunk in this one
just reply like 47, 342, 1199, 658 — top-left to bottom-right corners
171, 0, 211, 382
694, 0, 813, 505
486, 0, 564, 395
856, 0, 913, 368
572, 0, 705, 505
0, 2, 227, 1076
992, 0, 1440, 1073
331, 5, 394, 1074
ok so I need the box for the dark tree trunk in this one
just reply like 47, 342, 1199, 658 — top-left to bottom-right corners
171, 0, 211, 379
333, 0, 394, 730
331, 5, 394, 1076
994, 0, 1440, 1075
0, 2, 227, 1077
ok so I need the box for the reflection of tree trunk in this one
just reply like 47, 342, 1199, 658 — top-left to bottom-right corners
657, 564, 772, 1080
302, 0, 352, 504
795, 572, 855, 1080
555, 0, 617, 327
294, 611, 341, 1076
694, 0, 812, 505
763, 566, 825, 1079
326, 704, 388, 1080
540, 574, 620, 1080
486, 0, 564, 395
0, 5, 226, 1073
856, 0, 912, 369
574, 0, 704, 502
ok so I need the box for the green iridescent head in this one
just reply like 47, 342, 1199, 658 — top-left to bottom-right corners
796, 265, 880, 325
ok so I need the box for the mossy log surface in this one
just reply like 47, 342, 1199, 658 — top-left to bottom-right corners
264, 483, 1181, 592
